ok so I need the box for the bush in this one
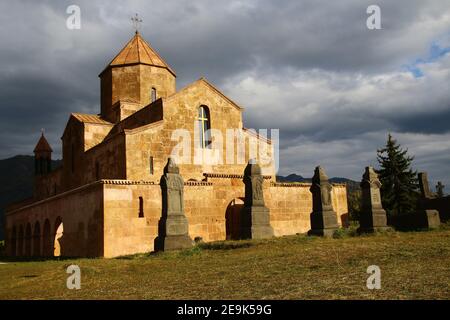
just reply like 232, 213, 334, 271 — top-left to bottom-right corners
333, 226, 358, 239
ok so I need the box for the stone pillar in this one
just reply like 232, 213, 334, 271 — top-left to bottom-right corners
418, 172, 435, 199
308, 166, 339, 237
240, 161, 274, 239
417, 172, 440, 229
358, 167, 391, 233
156, 158, 193, 251
436, 181, 445, 198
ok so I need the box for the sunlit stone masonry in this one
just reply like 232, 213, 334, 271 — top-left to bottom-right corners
4, 31, 348, 258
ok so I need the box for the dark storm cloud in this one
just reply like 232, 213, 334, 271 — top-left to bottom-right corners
0, 0, 449, 185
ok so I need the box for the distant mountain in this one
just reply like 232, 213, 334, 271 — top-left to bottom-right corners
0, 155, 61, 240
276, 174, 306, 182
276, 174, 360, 193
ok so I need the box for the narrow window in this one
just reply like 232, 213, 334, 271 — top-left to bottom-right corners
197, 106, 211, 149
149, 156, 154, 175
139, 197, 144, 218
151, 88, 157, 103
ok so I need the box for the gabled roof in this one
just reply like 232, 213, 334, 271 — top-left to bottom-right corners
167, 77, 244, 111
33, 133, 53, 153
100, 32, 176, 76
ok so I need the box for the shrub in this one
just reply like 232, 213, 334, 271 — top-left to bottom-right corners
333, 226, 358, 239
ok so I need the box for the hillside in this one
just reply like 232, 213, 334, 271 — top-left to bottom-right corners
0, 155, 61, 240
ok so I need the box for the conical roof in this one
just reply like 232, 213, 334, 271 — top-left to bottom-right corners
33, 133, 53, 153
102, 32, 175, 76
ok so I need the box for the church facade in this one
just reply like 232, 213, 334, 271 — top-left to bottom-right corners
5, 32, 348, 258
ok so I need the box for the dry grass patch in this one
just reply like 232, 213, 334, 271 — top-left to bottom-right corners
0, 228, 449, 299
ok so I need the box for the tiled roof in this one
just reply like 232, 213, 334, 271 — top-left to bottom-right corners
104, 32, 175, 76
71, 113, 112, 125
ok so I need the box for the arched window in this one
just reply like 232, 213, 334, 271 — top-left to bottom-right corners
25, 223, 32, 257
197, 106, 211, 149
54, 217, 63, 257
151, 88, 157, 103
33, 222, 41, 257
43, 219, 51, 257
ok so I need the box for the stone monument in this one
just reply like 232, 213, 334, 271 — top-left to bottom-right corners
418, 172, 435, 199
240, 160, 274, 239
156, 158, 193, 251
358, 167, 391, 233
308, 166, 339, 237
436, 181, 445, 198
417, 172, 441, 229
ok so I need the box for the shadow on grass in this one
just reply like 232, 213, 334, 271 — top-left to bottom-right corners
198, 240, 254, 250
114, 240, 255, 260
0, 256, 94, 263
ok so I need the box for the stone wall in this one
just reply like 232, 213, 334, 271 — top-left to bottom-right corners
267, 182, 348, 236
102, 181, 161, 258
5, 181, 104, 257
6, 177, 348, 258
101, 179, 348, 257
102, 178, 348, 257
123, 79, 276, 183
100, 64, 176, 123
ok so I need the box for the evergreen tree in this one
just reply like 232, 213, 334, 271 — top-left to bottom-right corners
376, 134, 418, 216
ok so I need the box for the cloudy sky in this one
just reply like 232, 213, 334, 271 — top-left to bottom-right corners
0, 0, 449, 187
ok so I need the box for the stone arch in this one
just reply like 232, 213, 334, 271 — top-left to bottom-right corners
18, 225, 24, 256
10, 226, 17, 257
33, 221, 41, 257
25, 223, 32, 257
42, 219, 52, 257
225, 198, 245, 240
53, 217, 64, 257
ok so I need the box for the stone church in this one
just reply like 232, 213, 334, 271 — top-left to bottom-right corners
5, 32, 348, 258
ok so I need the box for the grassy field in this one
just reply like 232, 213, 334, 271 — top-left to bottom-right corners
0, 227, 449, 300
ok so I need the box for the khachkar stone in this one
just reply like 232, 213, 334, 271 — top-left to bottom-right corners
308, 166, 339, 237
358, 167, 391, 233
417, 172, 441, 229
418, 172, 435, 199
240, 161, 274, 239
158, 158, 193, 251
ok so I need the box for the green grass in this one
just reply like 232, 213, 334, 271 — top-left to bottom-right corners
0, 228, 449, 300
